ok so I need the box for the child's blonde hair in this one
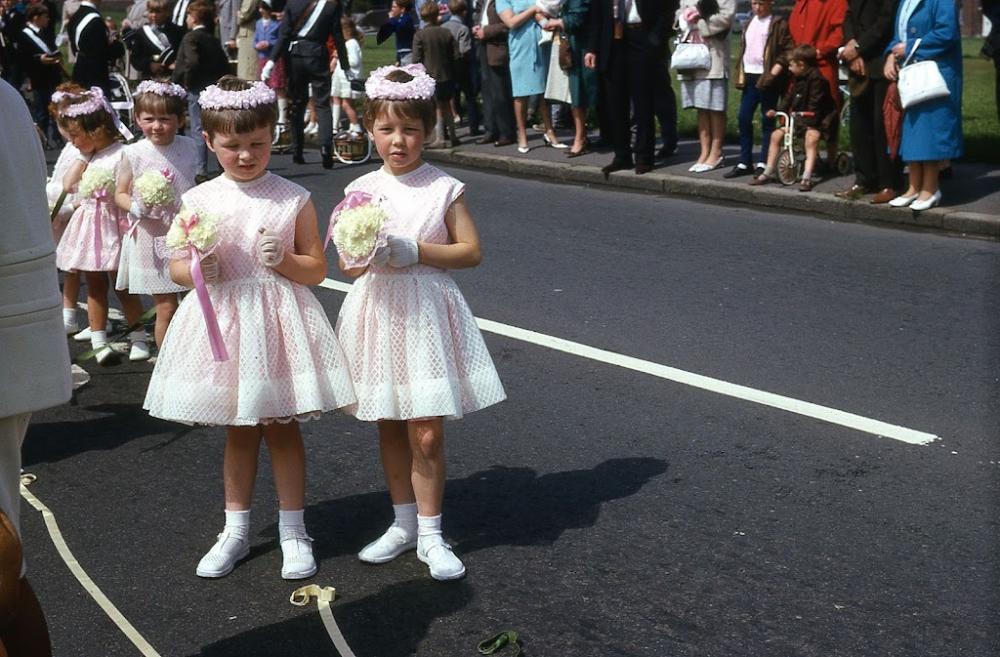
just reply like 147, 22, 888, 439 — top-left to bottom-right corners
200, 75, 278, 139
362, 69, 436, 134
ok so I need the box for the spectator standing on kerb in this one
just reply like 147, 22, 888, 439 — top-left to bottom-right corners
414, 0, 462, 147
444, 0, 482, 135
377, 0, 418, 64
67, 0, 124, 94
16, 3, 63, 145
219, 0, 241, 58
472, 0, 516, 145
834, 0, 901, 203
982, 0, 999, 122
236, 0, 261, 79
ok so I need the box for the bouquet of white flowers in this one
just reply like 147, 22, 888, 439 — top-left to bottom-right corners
78, 167, 115, 199
329, 191, 388, 268
166, 207, 220, 253
135, 168, 177, 217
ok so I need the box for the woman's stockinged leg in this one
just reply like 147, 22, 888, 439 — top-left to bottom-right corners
378, 420, 416, 505
407, 418, 446, 517
919, 160, 940, 198
262, 422, 306, 511
223, 426, 262, 510
513, 97, 528, 148
708, 110, 726, 162
571, 106, 587, 151
906, 161, 923, 197
696, 110, 711, 164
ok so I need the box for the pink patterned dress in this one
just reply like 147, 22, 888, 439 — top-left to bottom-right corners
336, 163, 506, 421
55, 142, 127, 272
143, 172, 357, 426
47, 143, 80, 247
116, 136, 197, 295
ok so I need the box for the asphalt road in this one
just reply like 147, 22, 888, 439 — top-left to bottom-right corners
19, 151, 1000, 657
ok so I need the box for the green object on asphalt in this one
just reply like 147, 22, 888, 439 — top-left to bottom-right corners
477, 631, 522, 656
73, 307, 158, 364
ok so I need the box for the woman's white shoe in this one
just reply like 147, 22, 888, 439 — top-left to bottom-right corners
909, 190, 941, 212
888, 193, 918, 207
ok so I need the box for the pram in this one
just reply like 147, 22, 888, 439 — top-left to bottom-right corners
108, 70, 135, 136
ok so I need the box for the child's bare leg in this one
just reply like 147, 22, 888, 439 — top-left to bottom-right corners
766, 128, 784, 170
223, 426, 262, 510
262, 421, 306, 511
152, 293, 178, 348
377, 420, 416, 503
63, 271, 80, 310
342, 98, 359, 125
803, 129, 820, 177
407, 418, 445, 516
83, 271, 108, 331
113, 285, 145, 326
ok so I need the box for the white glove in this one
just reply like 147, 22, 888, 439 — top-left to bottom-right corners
386, 236, 419, 268
257, 228, 285, 267
128, 200, 144, 222
370, 245, 390, 266
261, 59, 275, 82
198, 253, 220, 283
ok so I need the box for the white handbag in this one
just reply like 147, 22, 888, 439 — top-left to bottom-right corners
671, 30, 711, 72
897, 38, 950, 109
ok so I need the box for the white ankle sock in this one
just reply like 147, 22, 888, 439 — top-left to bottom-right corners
417, 513, 442, 540
349, 122, 361, 133
762, 165, 775, 177
278, 508, 305, 531
129, 330, 147, 344
393, 503, 418, 536
63, 308, 76, 322
90, 329, 108, 348
225, 509, 250, 537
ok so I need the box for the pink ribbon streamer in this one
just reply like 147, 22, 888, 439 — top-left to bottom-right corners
324, 190, 373, 250
93, 189, 108, 263
189, 245, 229, 362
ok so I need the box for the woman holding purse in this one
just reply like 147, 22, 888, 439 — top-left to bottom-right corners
540, 0, 597, 156
674, 0, 735, 173
883, 0, 961, 211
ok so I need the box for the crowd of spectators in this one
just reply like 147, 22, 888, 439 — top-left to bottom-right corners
0, 0, 979, 205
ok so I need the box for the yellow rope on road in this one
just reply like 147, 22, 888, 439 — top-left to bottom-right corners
290, 584, 359, 657
19, 473, 164, 657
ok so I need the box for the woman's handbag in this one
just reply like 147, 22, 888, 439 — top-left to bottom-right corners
670, 30, 711, 72
897, 38, 950, 109
558, 31, 573, 72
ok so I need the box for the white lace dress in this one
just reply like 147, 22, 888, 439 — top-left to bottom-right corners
335, 163, 506, 421
116, 136, 196, 294
143, 172, 357, 426
47, 143, 80, 246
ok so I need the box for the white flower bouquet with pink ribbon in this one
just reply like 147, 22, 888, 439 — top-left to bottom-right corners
135, 168, 178, 220
78, 167, 116, 262
166, 208, 228, 362
325, 191, 388, 268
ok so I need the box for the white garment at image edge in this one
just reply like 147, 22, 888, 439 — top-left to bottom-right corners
331, 37, 363, 99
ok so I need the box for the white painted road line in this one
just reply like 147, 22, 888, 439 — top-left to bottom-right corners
319, 278, 939, 446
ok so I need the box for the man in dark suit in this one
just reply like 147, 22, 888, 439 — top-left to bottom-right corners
471, 0, 515, 146
584, 0, 672, 177
835, 0, 902, 203
263, 0, 351, 168
126, 0, 182, 79
16, 3, 62, 143
67, 0, 123, 93
170, 0, 191, 29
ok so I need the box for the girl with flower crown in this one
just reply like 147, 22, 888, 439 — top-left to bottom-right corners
143, 76, 356, 581
54, 87, 149, 365
332, 64, 506, 581
113, 81, 198, 352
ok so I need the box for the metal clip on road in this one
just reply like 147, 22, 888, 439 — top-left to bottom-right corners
477, 630, 523, 656
290, 584, 358, 657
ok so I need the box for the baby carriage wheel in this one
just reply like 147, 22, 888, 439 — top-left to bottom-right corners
776, 150, 800, 186
334, 131, 372, 164
835, 151, 853, 176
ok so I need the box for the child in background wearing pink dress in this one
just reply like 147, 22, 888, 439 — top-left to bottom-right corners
143, 76, 356, 580
334, 65, 506, 581
114, 81, 197, 351
54, 87, 148, 365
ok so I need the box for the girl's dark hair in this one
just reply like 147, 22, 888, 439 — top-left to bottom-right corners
342, 16, 364, 44
393, 0, 414, 9
134, 83, 187, 119
26, 4, 49, 20
200, 75, 278, 139
362, 69, 436, 134
54, 91, 119, 141
788, 44, 818, 68
187, 0, 215, 26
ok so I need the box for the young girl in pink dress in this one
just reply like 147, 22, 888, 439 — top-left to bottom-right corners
143, 76, 356, 580
114, 81, 197, 351
54, 87, 148, 364
334, 64, 506, 581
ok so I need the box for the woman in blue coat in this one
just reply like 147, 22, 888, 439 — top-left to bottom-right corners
883, 0, 962, 211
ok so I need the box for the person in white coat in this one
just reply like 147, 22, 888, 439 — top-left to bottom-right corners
0, 77, 72, 657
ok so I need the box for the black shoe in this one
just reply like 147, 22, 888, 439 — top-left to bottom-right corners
601, 158, 633, 179
635, 162, 654, 175
723, 164, 752, 179
655, 145, 677, 161
292, 153, 305, 164
474, 134, 496, 145
320, 146, 334, 169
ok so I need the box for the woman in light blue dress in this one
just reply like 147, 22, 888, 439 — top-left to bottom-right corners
883, 0, 962, 211
497, 0, 566, 152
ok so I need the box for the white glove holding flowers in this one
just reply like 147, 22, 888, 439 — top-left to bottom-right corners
261, 60, 275, 82
386, 236, 419, 268
198, 253, 221, 283
128, 199, 145, 223
257, 228, 285, 267
370, 245, 391, 266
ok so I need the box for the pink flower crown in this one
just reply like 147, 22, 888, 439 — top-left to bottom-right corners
53, 86, 134, 141
198, 81, 276, 110
135, 80, 188, 98
365, 64, 436, 101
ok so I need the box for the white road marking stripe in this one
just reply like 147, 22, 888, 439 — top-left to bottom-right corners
318, 278, 939, 445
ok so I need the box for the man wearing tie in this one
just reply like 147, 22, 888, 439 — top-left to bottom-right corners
584, 0, 671, 177
262, 0, 351, 168
68, 0, 124, 93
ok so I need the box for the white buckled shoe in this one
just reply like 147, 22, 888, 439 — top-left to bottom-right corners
416, 536, 466, 581
357, 525, 417, 564
129, 340, 150, 362
279, 527, 317, 580
196, 529, 250, 578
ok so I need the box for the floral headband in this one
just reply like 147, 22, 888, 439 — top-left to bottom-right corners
135, 80, 187, 98
365, 64, 436, 101
198, 81, 276, 110
55, 86, 134, 141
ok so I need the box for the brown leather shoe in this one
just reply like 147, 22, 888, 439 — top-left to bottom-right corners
834, 184, 869, 201
870, 188, 898, 204
635, 162, 653, 175
493, 137, 515, 147
750, 173, 776, 186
